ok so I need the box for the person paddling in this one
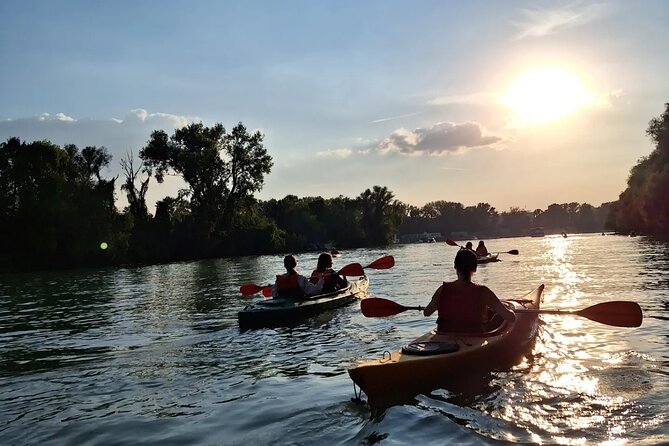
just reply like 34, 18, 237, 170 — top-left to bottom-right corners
273, 254, 323, 298
475, 240, 488, 257
310, 252, 347, 293
423, 249, 515, 333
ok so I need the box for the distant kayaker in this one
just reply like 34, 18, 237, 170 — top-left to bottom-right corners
475, 241, 488, 257
423, 249, 515, 333
462, 241, 474, 251
310, 252, 347, 293
272, 255, 324, 298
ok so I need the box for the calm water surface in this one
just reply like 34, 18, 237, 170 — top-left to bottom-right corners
1, 234, 668, 445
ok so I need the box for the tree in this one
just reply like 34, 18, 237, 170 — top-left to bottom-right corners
140, 122, 272, 239
120, 151, 150, 221
220, 123, 273, 230
359, 186, 405, 245
609, 102, 669, 237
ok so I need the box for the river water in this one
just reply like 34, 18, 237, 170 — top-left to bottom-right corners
1, 234, 668, 445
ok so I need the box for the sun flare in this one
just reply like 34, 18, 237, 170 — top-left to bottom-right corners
503, 67, 593, 125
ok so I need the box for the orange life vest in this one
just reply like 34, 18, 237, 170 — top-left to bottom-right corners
437, 282, 487, 332
275, 273, 304, 298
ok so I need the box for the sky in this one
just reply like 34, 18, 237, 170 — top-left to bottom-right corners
1, 0, 668, 213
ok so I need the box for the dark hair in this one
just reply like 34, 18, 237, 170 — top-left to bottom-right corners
283, 255, 297, 273
465, 242, 473, 249
454, 249, 477, 279
477, 241, 485, 246
316, 252, 333, 272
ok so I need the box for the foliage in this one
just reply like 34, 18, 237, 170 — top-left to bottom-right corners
608, 102, 669, 237
139, 122, 272, 242
0, 138, 121, 269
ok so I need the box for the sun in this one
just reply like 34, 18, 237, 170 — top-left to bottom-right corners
503, 67, 593, 125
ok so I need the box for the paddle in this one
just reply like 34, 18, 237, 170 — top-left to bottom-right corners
338, 255, 396, 276
514, 301, 643, 327
360, 297, 643, 327
361, 298, 423, 317
239, 255, 395, 296
445, 239, 518, 256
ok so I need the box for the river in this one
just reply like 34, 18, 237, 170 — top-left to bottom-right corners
1, 234, 668, 445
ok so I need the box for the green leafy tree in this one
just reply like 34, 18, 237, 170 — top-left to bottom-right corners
140, 122, 272, 242
359, 186, 404, 245
609, 102, 669, 237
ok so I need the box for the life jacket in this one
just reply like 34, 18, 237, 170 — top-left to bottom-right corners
275, 273, 304, 298
476, 246, 488, 256
437, 282, 487, 332
310, 268, 341, 291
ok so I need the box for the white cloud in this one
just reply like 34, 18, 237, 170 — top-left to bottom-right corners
376, 122, 506, 156
316, 148, 352, 159
513, 3, 605, 40
0, 109, 199, 211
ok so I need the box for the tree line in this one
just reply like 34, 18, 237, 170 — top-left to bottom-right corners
0, 119, 619, 272
607, 102, 669, 238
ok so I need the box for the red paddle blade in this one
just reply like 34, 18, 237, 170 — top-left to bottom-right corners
240, 284, 263, 296
577, 301, 643, 327
445, 239, 459, 247
365, 255, 395, 270
361, 297, 409, 317
338, 263, 365, 277
261, 287, 273, 298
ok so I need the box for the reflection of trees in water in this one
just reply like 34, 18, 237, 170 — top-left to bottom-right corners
0, 269, 116, 334
0, 269, 117, 375
636, 239, 669, 322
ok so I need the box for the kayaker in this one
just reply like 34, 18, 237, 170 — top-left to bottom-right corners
475, 241, 488, 257
460, 241, 474, 252
310, 252, 347, 293
272, 255, 324, 298
423, 249, 515, 333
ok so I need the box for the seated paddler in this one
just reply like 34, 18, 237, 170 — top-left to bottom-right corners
310, 252, 347, 293
423, 249, 515, 333
272, 254, 324, 299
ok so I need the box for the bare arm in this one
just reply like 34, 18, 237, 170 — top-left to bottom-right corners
480, 286, 516, 323
423, 284, 443, 316
299, 275, 323, 296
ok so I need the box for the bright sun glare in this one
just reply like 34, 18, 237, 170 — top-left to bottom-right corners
503, 67, 593, 125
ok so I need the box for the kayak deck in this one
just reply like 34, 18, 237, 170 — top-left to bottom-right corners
348, 285, 544, 404
238, 276, 369, 330
477, 253, 500, 264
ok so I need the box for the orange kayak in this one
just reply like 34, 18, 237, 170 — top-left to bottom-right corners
348, 285, 544, 403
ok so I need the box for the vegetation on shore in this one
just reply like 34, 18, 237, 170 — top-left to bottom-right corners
4, 101, 666, 272
607, 103, 669, 238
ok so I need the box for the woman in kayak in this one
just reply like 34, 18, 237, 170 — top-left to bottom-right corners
272, 255, 324, 298
423, 249, 515, 333
310, 252, 347, 293
475, 241, 488, 257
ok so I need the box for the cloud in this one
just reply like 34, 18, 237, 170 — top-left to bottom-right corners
513, 3, 604, 40
316, 148, 352, 159
0, 109, 197, 155
376, 122, 506, 156
0, 109, 199, 210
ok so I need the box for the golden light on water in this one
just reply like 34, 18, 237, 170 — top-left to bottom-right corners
503, 67, 593, 125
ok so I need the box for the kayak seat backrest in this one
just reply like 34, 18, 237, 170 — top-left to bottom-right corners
401, 341, 460, 356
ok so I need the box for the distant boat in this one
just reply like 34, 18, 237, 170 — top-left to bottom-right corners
530, 227, 545, 237
561, 232, 568, 238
